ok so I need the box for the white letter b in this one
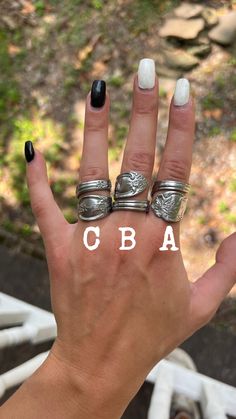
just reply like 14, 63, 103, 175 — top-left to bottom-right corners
119, 227, 136, 250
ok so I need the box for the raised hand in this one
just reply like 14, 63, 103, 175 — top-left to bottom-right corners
8, 59, 236, 419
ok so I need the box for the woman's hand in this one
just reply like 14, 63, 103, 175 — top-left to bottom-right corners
8, 60, 236, 419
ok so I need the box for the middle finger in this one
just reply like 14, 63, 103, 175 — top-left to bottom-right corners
120, 59, 159, 200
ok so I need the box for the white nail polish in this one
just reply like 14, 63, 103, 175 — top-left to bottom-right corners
174, 78, 190, 106
138, 58, 155, 89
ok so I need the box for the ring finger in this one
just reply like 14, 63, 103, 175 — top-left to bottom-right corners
150, 78, 195, 231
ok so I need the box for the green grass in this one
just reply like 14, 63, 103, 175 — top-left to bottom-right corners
35, 0, 46, 16
229, 178, 236, 192
215, 74, 226, 90
208, 126, 221, 137
91, 0, 103, 10
20, 224, 33, 237
229, 129, 236, 142
2, 219, 16, 233
64, 209, 77, 224
228, 57, 236, 66
6, 114, 65, 205
112, 102, 130, 119
52, 177, 75, 195
159, 86, 167, 98
108, 75, 125, 88
197, 215, 207, 225
0, 30, 22, 129
127, 0, 180, 33
218, 201, 229, 214
226, 213, 236, 225
202, 93, 223, 110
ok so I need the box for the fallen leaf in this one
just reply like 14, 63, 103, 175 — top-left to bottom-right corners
21, 0, 35, 15
203, 108, 223, 120
74, 34, 101, 70
8, 44, 22, 56
90, 60, 107, 78
43, 14, 56, 24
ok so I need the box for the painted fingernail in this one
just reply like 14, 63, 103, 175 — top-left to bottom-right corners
24, 140, 35, 163
91, 80, 106, 108
138, 58, 155, 89
174, 78, 190, 106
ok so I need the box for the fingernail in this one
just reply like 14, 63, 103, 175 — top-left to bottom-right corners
91, 80, 106, 108
138, 58, 155, 89
174, 78, 190, 106
24, 141, 35, 163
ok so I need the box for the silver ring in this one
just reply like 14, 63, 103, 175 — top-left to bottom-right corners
151, 191, 188, 222
112, 199, 150, 213
151, 178, 190, 223
78, 195, 112, 221
76, 179, 111, 198
114, 171, 149, 199
151, 180, 190, 197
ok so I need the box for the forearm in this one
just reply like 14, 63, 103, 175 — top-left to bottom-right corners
0, 351, 127, 419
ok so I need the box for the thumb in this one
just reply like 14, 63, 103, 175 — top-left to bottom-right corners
190, 232, 236, 329
25, 141, 69, 248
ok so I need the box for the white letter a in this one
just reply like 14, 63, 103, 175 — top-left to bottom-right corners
159, 226, 179, 252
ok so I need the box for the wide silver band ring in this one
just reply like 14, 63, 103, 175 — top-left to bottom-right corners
151, 180, 190, 222
78, 195, 112, 221
114, 171, 149, 199
151, 180, 190, 196
112, 199, 150, 213
76, 179, 112, 198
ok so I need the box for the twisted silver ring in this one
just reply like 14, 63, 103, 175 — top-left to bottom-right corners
78, 195, 112, 221
76, 179, 112, 199
114, 171, 148, 199
112, 199, 150, 213
151, 179, 190, 197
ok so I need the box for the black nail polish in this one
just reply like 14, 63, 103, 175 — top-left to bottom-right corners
24, 141, 35, 163
91, 80, 106, 108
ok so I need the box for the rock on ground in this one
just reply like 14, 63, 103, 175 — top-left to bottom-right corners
159, 18, 205, 40
187, 44, 211, 58
164, 48, 200, 70
202, 7, 219, 28
209, 11, 236, 45
174, 2, 204, 19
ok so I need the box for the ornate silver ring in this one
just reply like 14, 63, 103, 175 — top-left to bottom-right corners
114, 171, 149, 199
112, 199, 150, 213
151, 180, 190, 222
76, 179, 111, 199
78, 195, 112, 221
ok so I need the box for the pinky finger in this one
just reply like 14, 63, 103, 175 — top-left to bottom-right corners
25, 141, 70, 249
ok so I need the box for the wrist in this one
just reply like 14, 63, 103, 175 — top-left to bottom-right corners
27, 345, 129, 419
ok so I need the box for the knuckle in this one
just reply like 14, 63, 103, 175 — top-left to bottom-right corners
80, 166, 107, 182
125, 150, 153, 173
85, 113, 107, 132
170, 109, 191, 131
162, 158, 189, 181
31, 201, 47, 220
135, 95, 157, 115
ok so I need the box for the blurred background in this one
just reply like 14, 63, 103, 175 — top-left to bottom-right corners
0, 0, 236, 417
